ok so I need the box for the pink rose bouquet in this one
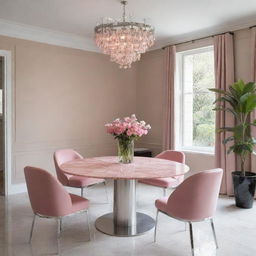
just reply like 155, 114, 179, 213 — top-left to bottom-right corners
105, 114, 151, 163
105, 114, 151, 139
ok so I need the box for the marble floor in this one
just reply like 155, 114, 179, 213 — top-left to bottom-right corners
0, 181, 256, 256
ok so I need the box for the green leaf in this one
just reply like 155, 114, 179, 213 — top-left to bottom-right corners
232, 80, 245, 94
213, 96, 237, 108
227, 145, 235, 154
217, 127, 235, 133
229, 86, 241, 100
242, 82, 256, 94
212, 106, 238, 117
209, 88, 232, 96
240, 92, 251, 103
245, 94, 256, 113
223, 136, 235, 144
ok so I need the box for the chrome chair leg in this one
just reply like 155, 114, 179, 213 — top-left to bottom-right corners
57, 238, 60, 256
57, 222, 61, 256
60, 217, 63, 232
57, 218, 61, 239
29, 214, 36, 243
154, 209, 159, 243
104, 181, 109, 203
85, 210, 91, 241
57, 218, 61, 255
189, 222, 195, 256
210, 219, 219, 249
81, 187, 84, 197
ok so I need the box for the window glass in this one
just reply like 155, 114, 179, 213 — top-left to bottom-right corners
177, 47, 215, 153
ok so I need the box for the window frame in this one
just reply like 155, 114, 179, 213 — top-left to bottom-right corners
176, 46, 215, 155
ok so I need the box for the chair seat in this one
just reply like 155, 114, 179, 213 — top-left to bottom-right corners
155, 197, 169, 213
70, 193, 89, 214
68, 175, 104, 188
139, 175, 183, 188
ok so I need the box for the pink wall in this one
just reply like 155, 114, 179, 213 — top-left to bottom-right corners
0, 35, 137, 184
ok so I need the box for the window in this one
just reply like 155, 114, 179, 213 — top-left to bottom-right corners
176, 46, 215, 153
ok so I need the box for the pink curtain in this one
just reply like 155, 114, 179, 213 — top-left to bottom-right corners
251, 27, 256, 137
214, 33, 236, 195
251, 27, 256, 82
250, 27, 256, 173
162, 45, 176, 150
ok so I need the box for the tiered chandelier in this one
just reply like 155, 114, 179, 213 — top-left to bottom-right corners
94, 1, 155, 69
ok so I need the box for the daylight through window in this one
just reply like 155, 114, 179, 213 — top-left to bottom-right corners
176, 46, 215, 153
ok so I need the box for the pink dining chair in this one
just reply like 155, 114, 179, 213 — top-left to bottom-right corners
139, 150, 185, 196
54, 149, 108, 200
154, 168, 223, 256
24, 166, 91, 243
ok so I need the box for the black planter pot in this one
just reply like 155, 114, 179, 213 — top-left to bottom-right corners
232, 171, 256, 209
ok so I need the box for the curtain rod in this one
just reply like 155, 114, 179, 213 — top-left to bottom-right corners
162, 31, 234, 50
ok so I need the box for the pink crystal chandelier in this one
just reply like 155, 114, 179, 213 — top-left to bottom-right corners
94, 1, 155, 69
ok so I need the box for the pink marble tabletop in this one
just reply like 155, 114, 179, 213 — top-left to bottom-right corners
60, 156, 190, 180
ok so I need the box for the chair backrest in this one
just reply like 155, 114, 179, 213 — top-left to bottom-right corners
24, 166, 72, 217
53, 149, 83, 185
156, 150, 185, 182
166, 168, 223, 221
156, 150, 185, 164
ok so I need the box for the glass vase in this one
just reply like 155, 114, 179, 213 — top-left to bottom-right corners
117, 139, 134, 164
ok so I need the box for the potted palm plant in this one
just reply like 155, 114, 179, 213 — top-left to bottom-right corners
210, 80, 256, 208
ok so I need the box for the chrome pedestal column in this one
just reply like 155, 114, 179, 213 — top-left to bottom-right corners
95, 180, 155, 236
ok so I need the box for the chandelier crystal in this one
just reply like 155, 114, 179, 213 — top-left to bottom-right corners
94, 1, 155, 69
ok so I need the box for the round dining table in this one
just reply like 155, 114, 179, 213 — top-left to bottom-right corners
61, 156, 189, 237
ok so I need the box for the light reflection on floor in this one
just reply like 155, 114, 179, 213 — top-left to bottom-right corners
0, 181, 255, 256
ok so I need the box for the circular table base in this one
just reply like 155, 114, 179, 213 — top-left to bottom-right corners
95, 212, 155, 237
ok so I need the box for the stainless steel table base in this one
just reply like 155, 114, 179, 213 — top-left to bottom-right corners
95, 180, 155, 237
95, 212, 155, 236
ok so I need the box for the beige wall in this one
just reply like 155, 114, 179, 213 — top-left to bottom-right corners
0, 26, 255, 186
136, 49, 165, 156
0, 35, 137, 184
136, 28, 254, 174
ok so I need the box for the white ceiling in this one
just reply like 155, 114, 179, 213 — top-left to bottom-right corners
0, 0, 256, 50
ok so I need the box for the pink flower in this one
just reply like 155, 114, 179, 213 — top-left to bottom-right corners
105, 114, 151, 138
127, 129, 132, 136
131, 114, 137, 122
105, 124, 114, 134
114, 127, 125, 135
123, 122, 131, 129
124, 117, 131, 122
145, 124, 151, 129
